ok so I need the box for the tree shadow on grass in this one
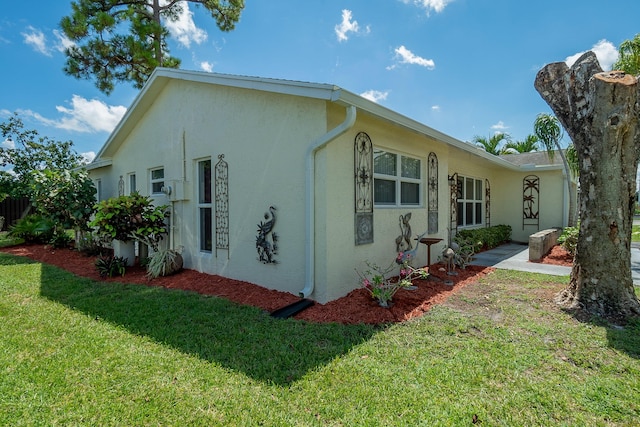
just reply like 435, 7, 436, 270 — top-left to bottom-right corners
605, 317, 640, 359
34, 262, 383, 386
560, 305, 640, 360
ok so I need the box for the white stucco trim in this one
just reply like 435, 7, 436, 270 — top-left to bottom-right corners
84, 158, 113, 171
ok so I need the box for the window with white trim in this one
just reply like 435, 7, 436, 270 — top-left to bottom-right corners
456, 175, 483, 227
373, 149, 422, 207
198, 159, 212, 252
128, 173, 137, 195
95, 179, 102, 202
150, 167, 164, 194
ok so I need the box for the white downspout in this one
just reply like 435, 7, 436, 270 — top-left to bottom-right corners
299, 105, 357, 298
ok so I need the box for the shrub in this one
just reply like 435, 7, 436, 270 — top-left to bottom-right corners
8, 214, 55, 244
558, 225, 579, 256
49, 229, 73, 249
76, 233, 105, 256
94, 255, 127, 278
456, 224, 512, 251
90, 193, 168, 242
146, 248, 183, 279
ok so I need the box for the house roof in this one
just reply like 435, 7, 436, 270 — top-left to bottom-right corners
499, 150, 565, 167
87, 68, 562, 173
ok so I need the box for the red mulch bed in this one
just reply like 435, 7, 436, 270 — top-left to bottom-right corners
532, 244, 574, 266
0, 244, 572, 325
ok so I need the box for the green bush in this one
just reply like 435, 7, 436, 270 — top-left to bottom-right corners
90, 193, 168, 242
76, 233, 106, 256
8, 214, 55, 244
456, 225, 512, 251
558, 225, 579, 256
49, 229, 73, 249
94, 255, 127, 278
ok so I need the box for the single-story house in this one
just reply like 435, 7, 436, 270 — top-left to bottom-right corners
86, 68, 575, 303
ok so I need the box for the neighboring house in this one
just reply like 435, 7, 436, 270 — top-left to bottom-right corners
86, 68, 575, 303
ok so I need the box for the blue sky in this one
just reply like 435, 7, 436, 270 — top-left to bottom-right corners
1, 0, 639, 163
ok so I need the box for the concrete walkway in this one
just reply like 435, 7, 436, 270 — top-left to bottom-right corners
468, 242, 640, 285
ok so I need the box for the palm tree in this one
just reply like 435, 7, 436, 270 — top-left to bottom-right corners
533, 113, 577, 226
501, 134, 539, 154
473, 132, 510, 155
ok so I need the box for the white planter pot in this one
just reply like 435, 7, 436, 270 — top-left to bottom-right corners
112, 240, 136, 266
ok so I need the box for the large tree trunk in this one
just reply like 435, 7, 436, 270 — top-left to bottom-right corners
534, 52, 640, 318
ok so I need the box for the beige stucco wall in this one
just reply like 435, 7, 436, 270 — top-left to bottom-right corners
88, 78, 573, 304
90, 80, 327, 298
314, 109, 452, 302
490, 167, 568, 242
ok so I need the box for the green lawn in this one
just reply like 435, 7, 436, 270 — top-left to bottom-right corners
633, 224, 640, 242
1, 252, 639, 425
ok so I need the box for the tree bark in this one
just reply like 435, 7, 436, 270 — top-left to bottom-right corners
534, 51, 640, 318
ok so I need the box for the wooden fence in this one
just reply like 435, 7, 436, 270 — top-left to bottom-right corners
0, 197, 31, 231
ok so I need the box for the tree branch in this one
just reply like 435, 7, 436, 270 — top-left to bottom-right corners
534, 51, 603, 144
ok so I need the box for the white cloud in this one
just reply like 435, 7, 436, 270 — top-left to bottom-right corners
1, 138, 15, 149
565, 39, 618, 70
22, 26, 51, 56
491, 121, 508, 131
21, 95, 126, 134
200, 61, 213, 72
400, 0, 454, 14
335, 9, 359, 42
163, 2, 207, 48
431, 105, 441, 112
387, 45, 435, 70
53, 29, 74, 52
80, 151, 96, 164
335, 9, 369, 42
360, 90, 389, 103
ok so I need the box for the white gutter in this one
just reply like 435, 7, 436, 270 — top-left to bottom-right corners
299, 105, 357, 298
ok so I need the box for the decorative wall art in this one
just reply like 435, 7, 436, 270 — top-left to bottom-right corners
256, 205, 278, 264
523, 175, 540, 229
427, 152, 438, 234
215, 154, 229, 258
354, 132, 374, 245
395, 212, 413, 252
485, 179, 491, 228
448, 172, 459, 245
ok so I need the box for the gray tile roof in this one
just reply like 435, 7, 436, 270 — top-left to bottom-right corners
499, 150, 565, 167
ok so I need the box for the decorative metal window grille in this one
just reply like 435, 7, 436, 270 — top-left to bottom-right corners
215, 154, 229, 257
485, 179, 491, 228
523, 175, 540, 230
428, 152, 438, 234
118, 175, 124, 196
354, 132, 374, 245
448, 172, 458, 245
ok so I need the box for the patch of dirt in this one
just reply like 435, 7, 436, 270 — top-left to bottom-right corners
0, 243, 572, 325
